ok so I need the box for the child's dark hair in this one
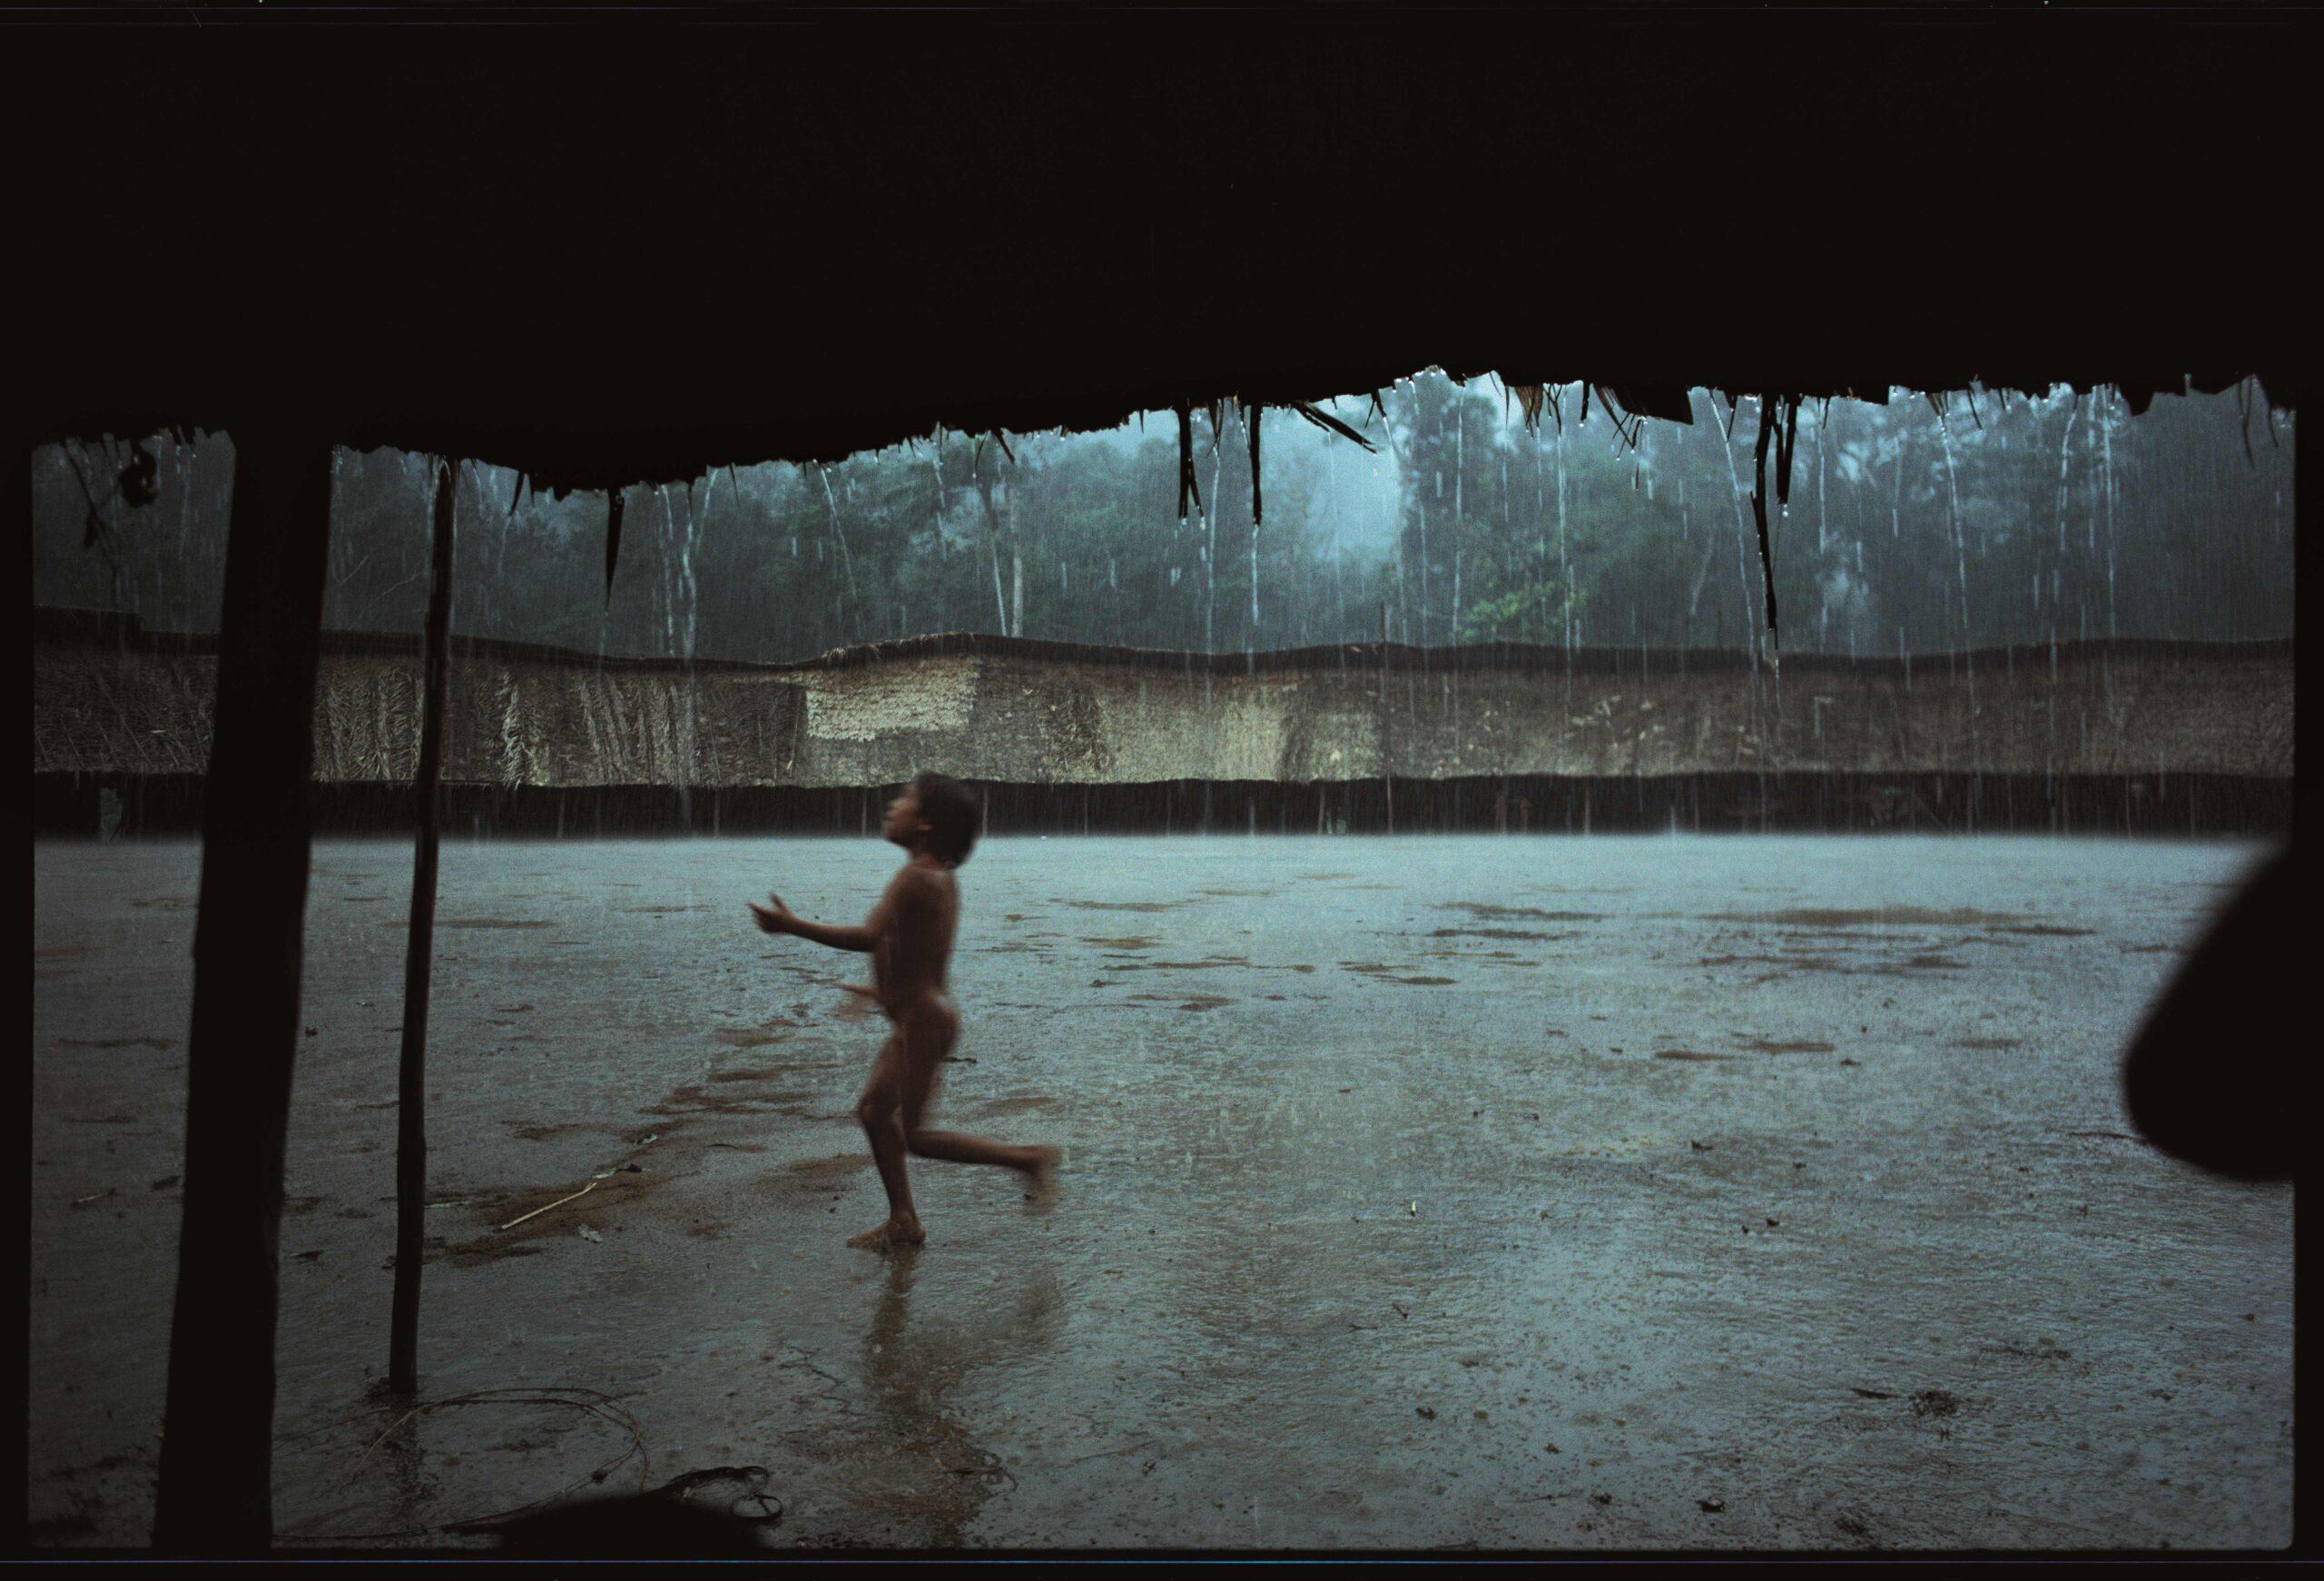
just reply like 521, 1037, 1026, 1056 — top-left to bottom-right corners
910, 771, 980, 867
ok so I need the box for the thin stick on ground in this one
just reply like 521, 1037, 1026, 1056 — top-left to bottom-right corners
494, 1176, 604, 1233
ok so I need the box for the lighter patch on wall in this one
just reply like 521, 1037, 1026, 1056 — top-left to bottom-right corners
803, 657, 981, 742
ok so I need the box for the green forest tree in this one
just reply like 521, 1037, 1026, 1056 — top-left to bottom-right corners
31, 379, 2295, 663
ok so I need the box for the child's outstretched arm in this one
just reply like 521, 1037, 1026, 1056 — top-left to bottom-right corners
749, 886, 895, 953
832, 980, 881, 1022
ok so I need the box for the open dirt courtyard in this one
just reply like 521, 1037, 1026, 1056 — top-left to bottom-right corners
30, 833, 2292, 1550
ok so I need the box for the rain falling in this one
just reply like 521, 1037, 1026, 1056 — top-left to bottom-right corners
22, 14, 2301, 1559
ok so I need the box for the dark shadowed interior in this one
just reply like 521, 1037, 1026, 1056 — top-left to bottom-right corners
18, 13, 2307, 1560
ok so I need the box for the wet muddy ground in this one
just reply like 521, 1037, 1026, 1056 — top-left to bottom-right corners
31, 834, 2292, 1550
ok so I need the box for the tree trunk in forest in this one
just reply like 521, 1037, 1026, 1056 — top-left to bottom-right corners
1006, 469, 1023, 640
388, 459, 458, 1396
974, 466, 1009, 636
1207, 428, 1224, 653
1248, 402, 1263, 633
153, 432, 336, 1553
1410, 496, 1427, 649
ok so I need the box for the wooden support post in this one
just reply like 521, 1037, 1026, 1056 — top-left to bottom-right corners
8, 426, 32, 1547
153, 431, 335, 1552
389, 458, 458, 1395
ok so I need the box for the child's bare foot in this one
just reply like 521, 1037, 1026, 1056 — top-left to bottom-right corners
845, 1213, 925, 1251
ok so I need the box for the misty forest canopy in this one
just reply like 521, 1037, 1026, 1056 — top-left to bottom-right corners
34, 378, 2293, 666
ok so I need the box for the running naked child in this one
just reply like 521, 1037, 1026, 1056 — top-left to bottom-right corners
749, 772, 1059, 1250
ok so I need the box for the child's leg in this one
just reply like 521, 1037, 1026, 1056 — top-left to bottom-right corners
904, 1124, 1056, 1173
848, 1031, 925, 1250
897, 1002, 1058, 1176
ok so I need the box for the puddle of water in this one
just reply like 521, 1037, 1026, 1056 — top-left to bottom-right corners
1699, 906, 2033, 928
712, 1028, 794, 1050
1445, 904, 1605, 923
1429, 927, 1571, 942
378, 918, 556, 931
976, 1096, 1059, 1116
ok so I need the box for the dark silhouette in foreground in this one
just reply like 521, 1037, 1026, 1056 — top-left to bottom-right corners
485, 1467, 781, 1556
2121, 841, 2296, 1182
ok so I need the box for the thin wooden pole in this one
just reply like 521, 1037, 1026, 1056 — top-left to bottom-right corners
389, 458, 458, 1394
7, 427, 33, 1546
153, 431, 335, 1552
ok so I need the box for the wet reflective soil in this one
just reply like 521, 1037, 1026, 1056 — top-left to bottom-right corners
32, 835, 2292, 1549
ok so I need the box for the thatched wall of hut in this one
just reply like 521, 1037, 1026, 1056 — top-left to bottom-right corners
34, 614, 2294, 792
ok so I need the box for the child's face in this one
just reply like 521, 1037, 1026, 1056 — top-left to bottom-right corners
883, 789, 929, 848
